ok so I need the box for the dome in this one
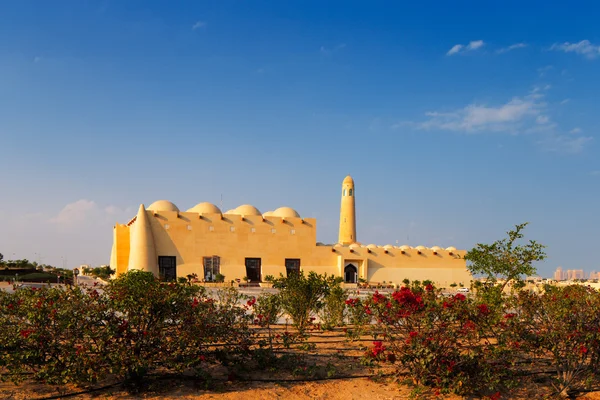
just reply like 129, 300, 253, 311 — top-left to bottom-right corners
272, 206, 301, 218
263, 211, 274, 217
431, 246, 442, 252
343, 175, 354, 184
415, 245, 426, 251
366, 244, 377, 249
231, 204, 262, 216
224, 209, 236, 214
349, 243, 360, 249
399, 245, 411, 251
186, 202, 222, 215
147, 200, 179, 212
383, 244, 394, 250
446, 246, 457, 252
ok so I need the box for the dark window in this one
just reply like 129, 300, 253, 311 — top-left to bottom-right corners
344, 264, 357, 283
285, 258, 301, 277
158, 256, 177, 281
349, 189, 353, 196
203, 255, 220, 281
245, 258, 262, 282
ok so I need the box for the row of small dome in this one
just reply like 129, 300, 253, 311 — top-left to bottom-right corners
338, 243, 457, 252
146, 200, 301, 219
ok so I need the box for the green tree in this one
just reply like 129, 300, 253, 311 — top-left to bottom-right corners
465, 223, 546, 292
273, 271, 342, 333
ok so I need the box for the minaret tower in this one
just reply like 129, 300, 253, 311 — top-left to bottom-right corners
338, 175, 357, 245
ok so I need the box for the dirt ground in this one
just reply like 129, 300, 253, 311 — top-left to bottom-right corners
2, 326, 600, 399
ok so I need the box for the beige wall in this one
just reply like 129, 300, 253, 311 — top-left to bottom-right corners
113, 208, 472, 286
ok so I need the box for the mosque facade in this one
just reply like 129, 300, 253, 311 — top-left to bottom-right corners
110, 176, 472, 286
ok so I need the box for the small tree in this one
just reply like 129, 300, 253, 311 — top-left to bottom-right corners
274, 271, 342, 333
465, 223, 546, 293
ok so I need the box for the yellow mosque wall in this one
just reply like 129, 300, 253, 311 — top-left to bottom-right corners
111, 177, 473, 287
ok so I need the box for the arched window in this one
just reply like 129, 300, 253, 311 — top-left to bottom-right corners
349, 189, 353, 196
343, 189, 347, 196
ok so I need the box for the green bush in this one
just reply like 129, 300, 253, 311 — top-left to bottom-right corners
0, 270, 253, 391
273, 271, 342, 333
319, 285, 347, 330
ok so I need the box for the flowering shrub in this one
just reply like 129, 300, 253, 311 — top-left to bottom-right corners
504, 285, 600, 397
0, 271, 253, 390
363, 285, 515, 396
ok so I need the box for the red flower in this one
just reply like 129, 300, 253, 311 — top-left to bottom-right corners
579, 345, 588, 355
20, 329, 33, 338
477, 304, 490, 316
425, 283, 434, 292
409, 331, 418, 338
372, 291, 385, 304
247, 297, 256, 307
443, 301, 452, 309
504, 313, 516, 319
454, 293, 466, 301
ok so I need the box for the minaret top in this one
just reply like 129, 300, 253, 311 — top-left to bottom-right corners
343, 175, 354, 185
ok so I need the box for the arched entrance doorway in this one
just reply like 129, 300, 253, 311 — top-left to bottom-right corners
344, 264, 358, 283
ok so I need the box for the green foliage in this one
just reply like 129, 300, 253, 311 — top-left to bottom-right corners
214, 273, 225, 282
505, 285, 600, 397
264, 275, 275, 282
0, 270, 253, 391
465, 222, 546, 292
273, 271, 342, 333
88, 265, 115, 280
318, 285, 348, 330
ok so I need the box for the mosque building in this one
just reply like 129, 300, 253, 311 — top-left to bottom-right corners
110, 176, 472, 286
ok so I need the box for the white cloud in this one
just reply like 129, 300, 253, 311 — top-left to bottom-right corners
33, 56, 42, 63
496, 43, 527, 54
192, 21, 206, 30
538, 135, 593, 154
536, 115, 549, 124
320, 43, 346, 55
50, 200, 99, 226
446, 44, 463, 56
560, 99, 571, 105
550, 40, 600, 59
415, 95, 543, 133
569, 128, 582, 134
591, 171, 600, 176
446, 40, 485, 56
404, 85, 592, 154
49, 200, 133, 230
537, 65, 553, 77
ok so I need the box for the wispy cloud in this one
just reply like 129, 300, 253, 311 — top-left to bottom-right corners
446, 40, 485, 56
590, 171, 600, 176
320, 43, 346, 55
537, 65, 553, 77
560, 99, 571, 105
538, 135, 593, 154
192, 20, 206, 30
550, 40, 600, 59
412, 90, 545, 133
496, 43, 527, 54
569, 127, 582, 134
49, 200, 134, 230
401, 85, 592, 154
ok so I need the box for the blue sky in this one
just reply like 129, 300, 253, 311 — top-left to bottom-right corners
1, 1, 599, 277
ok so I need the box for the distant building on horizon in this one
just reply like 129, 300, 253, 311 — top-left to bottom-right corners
553, 266, 589, 281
